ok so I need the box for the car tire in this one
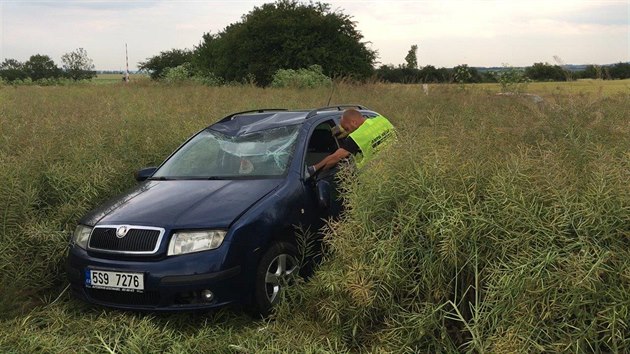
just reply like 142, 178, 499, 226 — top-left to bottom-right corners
251, 242, 299, 317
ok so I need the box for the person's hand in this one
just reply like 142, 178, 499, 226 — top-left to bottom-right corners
305, 165, 317, 179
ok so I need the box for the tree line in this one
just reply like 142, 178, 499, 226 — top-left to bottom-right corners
3, 0, 628, 86
375, 48, 630, 84
0, 48, 96, 84
138, 0, 629, 87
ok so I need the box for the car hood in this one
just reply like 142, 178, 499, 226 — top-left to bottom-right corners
81, 179, 282, 228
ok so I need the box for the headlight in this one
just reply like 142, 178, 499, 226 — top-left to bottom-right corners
167, 230, 226, 256
72, 225, 92, 249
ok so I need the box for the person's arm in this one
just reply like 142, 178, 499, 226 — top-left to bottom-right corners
313, 148, 350, 173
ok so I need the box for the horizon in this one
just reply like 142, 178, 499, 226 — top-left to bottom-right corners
95, 62, 629, 74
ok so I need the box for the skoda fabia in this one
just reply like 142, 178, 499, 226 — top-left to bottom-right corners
66, 105, 380, 314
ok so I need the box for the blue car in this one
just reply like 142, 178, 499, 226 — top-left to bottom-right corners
66, 105, 379, 314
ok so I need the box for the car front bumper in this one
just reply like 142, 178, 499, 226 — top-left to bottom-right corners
66, 245, 246, 311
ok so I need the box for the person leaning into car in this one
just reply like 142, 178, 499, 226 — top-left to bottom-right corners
306, 108, 395, 177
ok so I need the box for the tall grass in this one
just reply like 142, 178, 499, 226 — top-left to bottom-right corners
0, 82, 628, 352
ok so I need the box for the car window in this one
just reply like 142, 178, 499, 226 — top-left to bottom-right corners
153, 125, 301, 179
304, 121, 338, 167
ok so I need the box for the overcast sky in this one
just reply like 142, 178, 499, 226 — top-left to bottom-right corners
1, 0, 628, 70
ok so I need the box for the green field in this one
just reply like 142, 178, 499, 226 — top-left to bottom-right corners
478, 78, 630, 95
0, 82, 628, 353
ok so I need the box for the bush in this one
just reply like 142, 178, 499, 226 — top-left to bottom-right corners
608, 62, 630, 80
138, 49, 193, 80
271, 65, 332, 88
376, 65, 423, 83
525, 62, 568, 82
35, 77, 76, 86
161, 63, 223, 86
0, 77, 94, 86
493, 65, 531, 93
191, 73, 223, 86
375, 65, 456, 84
453, 64, 481, 84
17, 77, 34, 85
0, 59, 29, 83
161, 63, 193, 83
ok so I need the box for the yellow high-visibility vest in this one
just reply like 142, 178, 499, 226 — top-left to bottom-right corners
347, 115, 395, 168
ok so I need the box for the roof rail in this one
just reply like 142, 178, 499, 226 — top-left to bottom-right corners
305, 104, 369, 119
218, 108, 288, 123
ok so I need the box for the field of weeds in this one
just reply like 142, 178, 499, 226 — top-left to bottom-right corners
0, 82, 628, 353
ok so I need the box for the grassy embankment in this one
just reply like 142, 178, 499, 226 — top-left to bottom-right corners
0, 81, 628, 353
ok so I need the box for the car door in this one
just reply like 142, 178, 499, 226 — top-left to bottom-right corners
301, 119, 343, 230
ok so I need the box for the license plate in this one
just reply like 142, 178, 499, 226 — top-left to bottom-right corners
85, 269, 144, 292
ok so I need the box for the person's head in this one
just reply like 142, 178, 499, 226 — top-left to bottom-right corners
340, 109, 366, 134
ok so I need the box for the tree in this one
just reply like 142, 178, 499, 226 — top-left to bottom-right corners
453, 64, 481, 83
404, 44, 418, 69
608, 62, 630, 79
375, 63, 458, 84
61, 48, 96, 81
0, 59, 29, 82
193, 0, 376, 86
23, 54, 61, 81
375, 64, 422, 83
418, 65, 439, 82
480, 71, 498, 83
577, 65, 601, 79
138, 49, 193, 80
493, 65, 530, 93
525, 62, 566, 82
376, 64, 402, 83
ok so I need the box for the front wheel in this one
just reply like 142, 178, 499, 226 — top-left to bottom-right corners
252, 242, 299, 316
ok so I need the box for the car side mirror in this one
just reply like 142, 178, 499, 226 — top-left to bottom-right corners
134, 167, 157, 182
316, 180, 331, 209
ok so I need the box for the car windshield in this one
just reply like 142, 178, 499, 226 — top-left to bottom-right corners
152, 125, 301, 179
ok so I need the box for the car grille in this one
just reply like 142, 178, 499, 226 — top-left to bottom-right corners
88, 226, 164, 254
87, 288, 161, 307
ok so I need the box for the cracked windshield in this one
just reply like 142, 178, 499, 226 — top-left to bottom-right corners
153, 125, 301, 179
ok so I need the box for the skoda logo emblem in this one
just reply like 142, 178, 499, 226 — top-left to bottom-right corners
116, 226, 129, 238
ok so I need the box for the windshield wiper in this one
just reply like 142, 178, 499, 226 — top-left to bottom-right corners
148, 176, 174, 181
149, 176, 228, 181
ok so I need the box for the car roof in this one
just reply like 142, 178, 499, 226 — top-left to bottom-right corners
209, 105, 375, 136
210, 111, 309, 136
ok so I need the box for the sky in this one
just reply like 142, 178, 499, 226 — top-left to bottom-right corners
0, 0, 628, 71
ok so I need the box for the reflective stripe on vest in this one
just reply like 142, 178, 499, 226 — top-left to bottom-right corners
348, 115, 395, 168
